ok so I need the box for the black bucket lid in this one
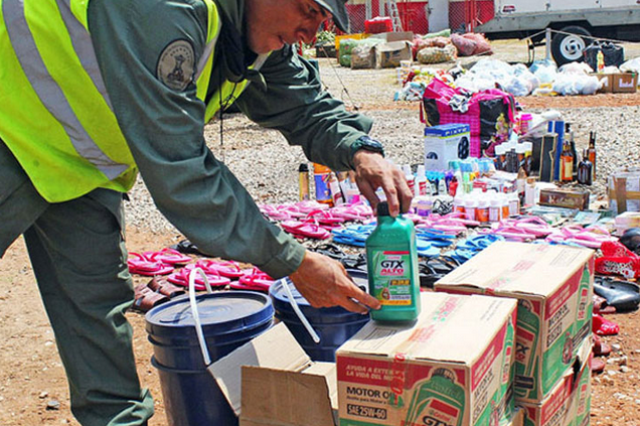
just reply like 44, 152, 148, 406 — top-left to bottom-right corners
145, 291, 273, 339
269, 278, 367, 321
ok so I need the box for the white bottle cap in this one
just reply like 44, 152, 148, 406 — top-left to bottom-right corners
417, 164, 426, 176
403, 164, 412, 176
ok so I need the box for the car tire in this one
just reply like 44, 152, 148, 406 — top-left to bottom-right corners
551, 25, 592, 66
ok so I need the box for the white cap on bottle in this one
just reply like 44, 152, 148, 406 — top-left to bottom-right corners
417, 164, 426, 177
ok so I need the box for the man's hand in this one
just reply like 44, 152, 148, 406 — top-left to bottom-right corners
289, 250, 380, 314
352, 150, 413, 217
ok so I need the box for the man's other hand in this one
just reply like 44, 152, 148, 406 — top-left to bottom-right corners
352, 150, 412, 217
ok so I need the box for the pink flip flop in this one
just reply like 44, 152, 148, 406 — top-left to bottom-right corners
127, 252, 174, 276
194, 259, 244, 279
259, 204, 294, 221
281, 219, 331, 239
235, 268, 275, 292
167, 267, 231, 290
144, 248, 192, 266
511, 217, 554, 237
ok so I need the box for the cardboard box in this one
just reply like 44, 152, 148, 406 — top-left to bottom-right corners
435, 242, 594, 404
519, 341, 591, 426
538, 188, 590, 211
614, 211, 640, 235
375, 41, 412, 69
608, 169, 640, 214
210, 323, 339, 426
424, 123, 471, 170
337, 292, 517, 426
612, 72, 638, 93
591, 73, 613, 93
368, 31, 415, 43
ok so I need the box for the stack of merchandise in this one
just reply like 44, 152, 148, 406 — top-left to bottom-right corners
435, 242, 594, 426
337, 291, 523, 426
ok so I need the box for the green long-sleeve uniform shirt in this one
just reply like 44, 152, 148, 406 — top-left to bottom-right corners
87, 0, 374, 278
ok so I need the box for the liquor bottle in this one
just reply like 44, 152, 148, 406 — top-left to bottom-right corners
577, 150, 593, 185
587, 131, 597, 180
560, 140, 574, 182
569, 129, 578, 181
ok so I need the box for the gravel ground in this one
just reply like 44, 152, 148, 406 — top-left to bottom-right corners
125, 54, 640, 233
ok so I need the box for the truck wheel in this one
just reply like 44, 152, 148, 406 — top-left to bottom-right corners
551, 26, 592, 66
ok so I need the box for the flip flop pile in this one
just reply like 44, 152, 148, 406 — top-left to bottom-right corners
441, 234, 505, 264
127, 248, 192, 276
260, 201, 375, 240
128, 248, 277, 296
545, 224, 616, 249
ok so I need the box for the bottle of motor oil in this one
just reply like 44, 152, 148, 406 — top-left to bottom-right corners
366, 202, 420, 323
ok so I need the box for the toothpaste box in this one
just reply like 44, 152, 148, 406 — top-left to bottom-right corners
337, 292, 517, 426
435, 242, 594, 404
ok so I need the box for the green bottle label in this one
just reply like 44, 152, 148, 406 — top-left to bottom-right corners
371, 250, 413, 306
514, 300, 539, 398
404, 370, 465, 426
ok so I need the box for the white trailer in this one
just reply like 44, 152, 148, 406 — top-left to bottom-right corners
474, 0, 640, 64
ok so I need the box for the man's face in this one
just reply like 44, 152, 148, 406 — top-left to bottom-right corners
245, 0, 332, 54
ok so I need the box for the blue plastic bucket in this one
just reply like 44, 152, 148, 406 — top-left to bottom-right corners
269, 277, 369, 362
146, 290, 274, 426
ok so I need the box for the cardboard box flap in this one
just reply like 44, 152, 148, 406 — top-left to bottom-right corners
436, 242, 593, 297
338, 293, 516, 365
210, 323, 312, 416
240, 363, 337, 426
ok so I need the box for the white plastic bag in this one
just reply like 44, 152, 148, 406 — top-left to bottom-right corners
621, 57, 640, 73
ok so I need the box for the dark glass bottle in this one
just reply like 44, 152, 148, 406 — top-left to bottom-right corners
560, 140, 574, 182
587, 131, 597, 180
577, 149, 593, 185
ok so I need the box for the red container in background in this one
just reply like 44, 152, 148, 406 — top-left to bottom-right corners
365, 16, 393, 34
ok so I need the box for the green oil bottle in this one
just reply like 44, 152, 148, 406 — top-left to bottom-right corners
366, 201, 421, 323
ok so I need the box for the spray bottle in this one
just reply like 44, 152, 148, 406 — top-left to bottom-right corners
403, 165, 416, 197
366, 201, 421, 323
415, 165, 428, 196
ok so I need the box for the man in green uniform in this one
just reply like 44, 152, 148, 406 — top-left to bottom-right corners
0, 0, 412, 424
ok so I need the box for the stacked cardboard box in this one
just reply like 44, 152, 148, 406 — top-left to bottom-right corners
337, 292, 520, 426
435, 242, 594, 426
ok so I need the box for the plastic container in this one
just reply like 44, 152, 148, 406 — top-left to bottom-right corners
313, 163, 333, 205
298, 163, 310, 201
146, 291, 274, 426
269, 278, 369, 362
415, 165, 428, 196
366, 202, 421, 323
476, 196, 490, 224
364, 16, 393, 34
403, 164, 416, 197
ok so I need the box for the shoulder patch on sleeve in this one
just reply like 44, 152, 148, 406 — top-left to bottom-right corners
156, 40, 195, 91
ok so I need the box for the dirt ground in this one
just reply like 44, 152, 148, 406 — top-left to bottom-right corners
3, 39, 640, 426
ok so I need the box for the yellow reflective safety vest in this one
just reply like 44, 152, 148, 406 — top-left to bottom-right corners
0, 0, 248, 202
